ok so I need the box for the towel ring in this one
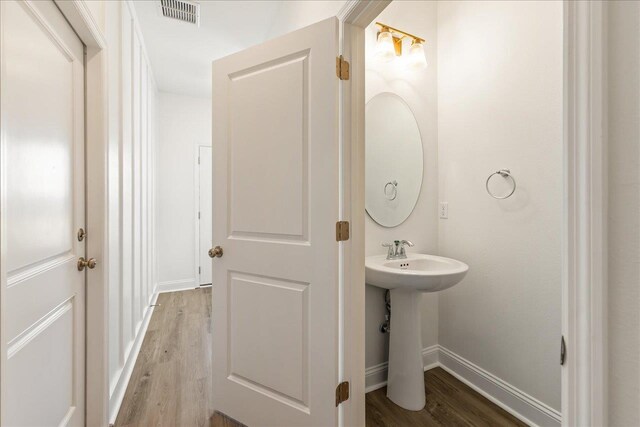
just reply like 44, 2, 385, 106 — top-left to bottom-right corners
384, 180, 398, 201
486, 169, 516, 199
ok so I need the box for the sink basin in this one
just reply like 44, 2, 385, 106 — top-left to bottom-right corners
366, 253, 469, 292
365, 253, 468, 411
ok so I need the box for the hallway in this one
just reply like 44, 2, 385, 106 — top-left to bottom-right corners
115, 289, 212, 426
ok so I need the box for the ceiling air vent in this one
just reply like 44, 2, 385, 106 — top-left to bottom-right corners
159, 0, 200, 26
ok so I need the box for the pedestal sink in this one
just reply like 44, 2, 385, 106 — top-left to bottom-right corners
366, 253, 469, 411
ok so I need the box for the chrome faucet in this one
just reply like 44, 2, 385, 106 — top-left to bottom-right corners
382, 240, 414, 260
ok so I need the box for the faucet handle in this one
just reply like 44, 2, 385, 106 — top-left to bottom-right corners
382, 242, 395, 259
400, 240, 414, 247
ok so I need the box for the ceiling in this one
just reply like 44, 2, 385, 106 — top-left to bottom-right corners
132, 0, 284, 98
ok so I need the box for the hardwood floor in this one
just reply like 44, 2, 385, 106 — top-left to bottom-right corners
115, 288, 524, 427
115, 288, 213, 427
366, 367, 528, 427
210, 411, 246, 427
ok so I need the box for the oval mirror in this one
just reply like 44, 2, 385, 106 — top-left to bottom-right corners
365, 93, 423, 227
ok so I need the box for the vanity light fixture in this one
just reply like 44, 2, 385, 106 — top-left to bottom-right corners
375, 22, 427, 69
408, 40, 428, 69
374, 26, 397, 62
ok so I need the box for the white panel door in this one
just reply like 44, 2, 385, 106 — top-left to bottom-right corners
199, 146, 212, 285
0, 1, 86, 426
212, 17, 340, 426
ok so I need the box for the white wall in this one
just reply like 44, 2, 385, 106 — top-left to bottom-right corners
103, 1, 158, 421
607, 2, 640, 425
155, 93, 212, 290
437, 0, 563, 411
264, 0, 346, 41
364, 1, 439, 379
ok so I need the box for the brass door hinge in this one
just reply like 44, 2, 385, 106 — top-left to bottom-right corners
336, 55, 350, 80
336, 221, 350, 241
335, 381, 350, 406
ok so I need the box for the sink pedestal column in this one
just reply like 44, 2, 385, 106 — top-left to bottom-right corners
387, 289, 425, 411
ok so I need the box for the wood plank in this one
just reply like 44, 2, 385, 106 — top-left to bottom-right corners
365, 367, 528, 427
115, 288, 525, 427
210, 411, 246, 427
114, 288, 213, 427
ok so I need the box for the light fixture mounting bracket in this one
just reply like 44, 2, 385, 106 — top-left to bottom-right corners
375, 21, 426, 44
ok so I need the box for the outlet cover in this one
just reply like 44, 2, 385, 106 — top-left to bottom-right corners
439, 202, 449, 219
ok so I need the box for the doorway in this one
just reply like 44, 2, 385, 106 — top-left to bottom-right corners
362, 2, 563, 425
343, 1, 607, 426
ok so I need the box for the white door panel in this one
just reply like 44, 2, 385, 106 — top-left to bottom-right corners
1, 1, 85, 425
228, 55, 308, 240
212, 17, 340, 426
199, 146, 212, 285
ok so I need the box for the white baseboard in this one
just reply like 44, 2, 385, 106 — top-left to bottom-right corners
438, 346, 561, 427
156, 278, 197, 293
108, 292, 159, 424
365, 344, 439, 393
108, 281, 202, 422
364, 362, 388, 393
364, 345, 561, 427
422, 344, 440, 371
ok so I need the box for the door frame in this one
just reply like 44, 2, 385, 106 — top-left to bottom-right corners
339, 1, 607, 426
194, 145, 211, 286
337, 2, 390, 426
562, 2, 607, 425
50, 2, 109, 425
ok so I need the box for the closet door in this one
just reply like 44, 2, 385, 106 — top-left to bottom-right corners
1, 1, 86, 425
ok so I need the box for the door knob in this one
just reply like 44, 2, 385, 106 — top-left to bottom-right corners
77, 257, 97, 271
209, 246, 223, 258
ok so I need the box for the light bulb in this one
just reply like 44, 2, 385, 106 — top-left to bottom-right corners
408, 40, 427, 69
375, 30, 395, 63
